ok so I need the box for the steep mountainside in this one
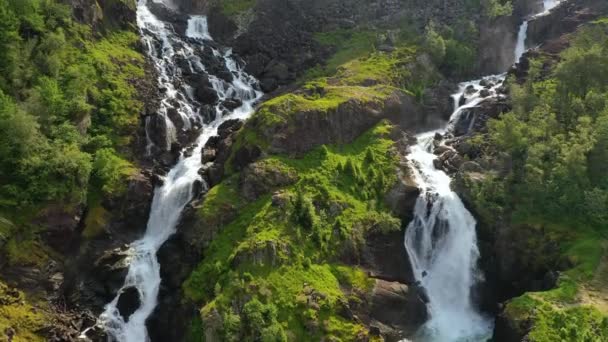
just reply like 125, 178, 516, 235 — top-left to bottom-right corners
1, 0, 608, 341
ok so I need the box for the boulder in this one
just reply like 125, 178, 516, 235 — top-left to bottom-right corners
91, 247, 132, 300
187, 74, 219, 105
369, 280, 428, 340
116, 286, 141, 322
360, 227, 415, 284
240, 161, 298, 200
217, 119, 243, 138
222, 98, 243, 111
384, 176, 420, 223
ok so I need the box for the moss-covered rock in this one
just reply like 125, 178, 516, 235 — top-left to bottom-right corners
178, 121, 423, 341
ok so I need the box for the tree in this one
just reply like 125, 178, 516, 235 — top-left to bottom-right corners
482, 0, 513, 18
423, 22, 446, 65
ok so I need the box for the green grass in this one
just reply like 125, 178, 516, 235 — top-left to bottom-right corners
308, 29, 379, 78
508, 296, 608, 342
184, 122, 401, 340
218, 0, 257, 16
501, 219, 608, 338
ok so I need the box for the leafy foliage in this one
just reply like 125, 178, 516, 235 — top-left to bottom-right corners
0, 0, 146, 211
469, 19, 608, 339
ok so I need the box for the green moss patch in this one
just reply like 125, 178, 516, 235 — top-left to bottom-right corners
0, 281, 47, 342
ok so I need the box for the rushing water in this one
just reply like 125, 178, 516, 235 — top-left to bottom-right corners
404, 1, 562, 341
83, 1, 262, 341
514, 0, 564, 63
404, 78, 502, 342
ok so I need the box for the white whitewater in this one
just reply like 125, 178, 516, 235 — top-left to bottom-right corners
514, 0, 563, 63
82, 1, 262, 341
514, 20, 529, 63
404, 1, 562, 341
404, 78, 502, 342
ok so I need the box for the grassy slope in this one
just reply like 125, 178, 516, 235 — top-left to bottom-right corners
181, 39, 430, 340
185, 122, 401, 341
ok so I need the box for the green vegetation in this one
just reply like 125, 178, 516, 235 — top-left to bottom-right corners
422, 20, 478, 78
0, 281, 47, 342
0, 0, 147, 253
217, 0, 257, 16
468, 19, 608, 339
308, 29, 380, 78
184, 122, 401, 341
482, 0, 513, 18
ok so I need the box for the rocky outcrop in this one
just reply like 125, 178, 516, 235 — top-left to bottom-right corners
199, 119, 254, 187
253, 90, 424, 157
368, 280, 428, 341
359, 228, 415, 284
196, 0, 480, 91
69, 0, 137, 30
526, 0, 608, 49
240, 161, 298, 201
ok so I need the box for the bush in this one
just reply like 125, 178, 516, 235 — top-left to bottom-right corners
423, 23, 446, 65
92, 148, 135, 197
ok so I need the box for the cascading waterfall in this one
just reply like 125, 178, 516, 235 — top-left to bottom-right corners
404, 79, 502, 342
81, 1, 262, 341
404, 1, 562, 341
514, 0, 563, 63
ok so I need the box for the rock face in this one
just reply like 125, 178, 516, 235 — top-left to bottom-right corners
368, 280, 428, 341
193, 0, 485, 92
477, 0, 548, 74
359, 228, 415, 284
252, 90, 425, 156
69, 0, 137, 30
526, 0, 607, 48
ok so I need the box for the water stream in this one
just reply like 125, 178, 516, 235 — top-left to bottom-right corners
82, 0, 262, 340
403, 1, 562, 341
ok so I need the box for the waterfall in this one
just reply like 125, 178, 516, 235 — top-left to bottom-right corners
514, 20, 529, 63
514, 0, 563, 63
81, 1, 262, 341
403, 78, 503, 342
404, 2, 562, 341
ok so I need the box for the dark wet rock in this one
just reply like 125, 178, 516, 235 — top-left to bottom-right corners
493, 306, 530, 342
360, 227, 414, 284
145, 113, 171, 151
202, 164, 225, 188
231, 145, 262, 171
451, 97, 511, 137
217, 119, 243, 138
222, 98, 243, 111
166, 107, 184, 132
147, 2, 189, 35
369, 280, 428, 340
260, 77, 278, 93
116, 286, 141, 322
201, 148, 217, 163
385, 176, 420, 223
192, 76, 220, 104
200, 104, 217, 123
